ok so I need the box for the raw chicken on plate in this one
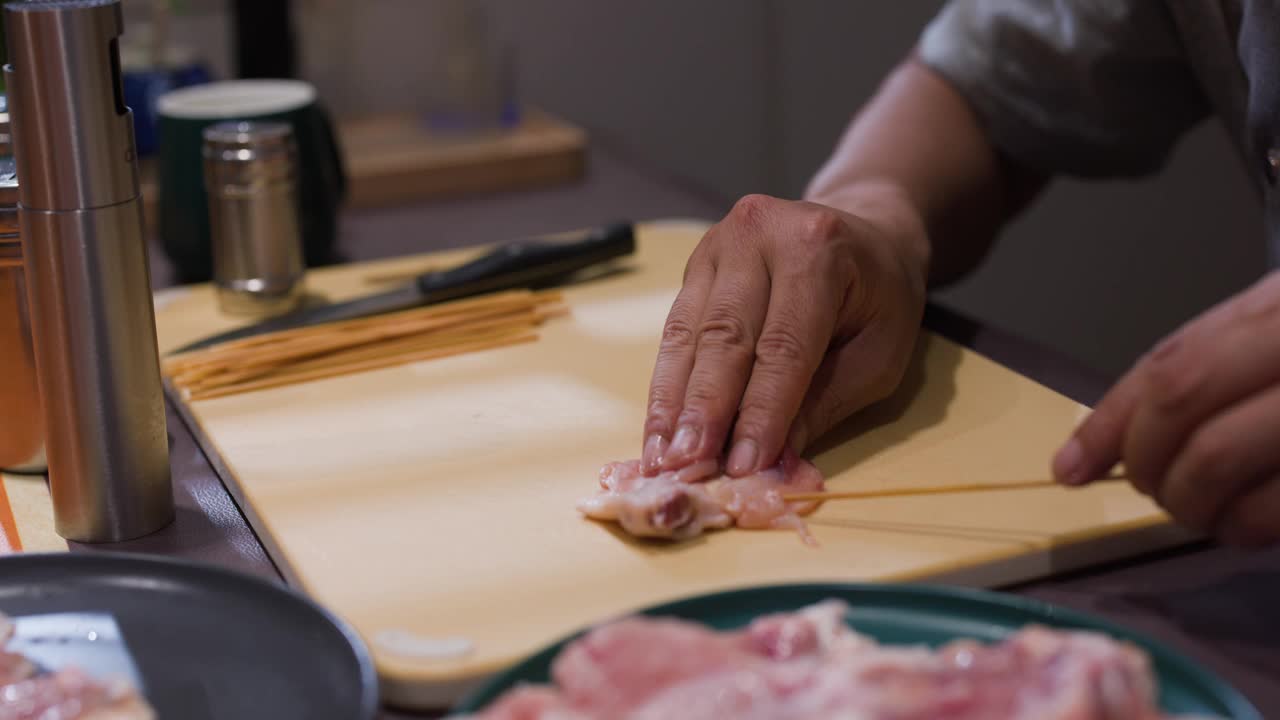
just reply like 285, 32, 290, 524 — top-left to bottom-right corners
456, 600, 1221, 720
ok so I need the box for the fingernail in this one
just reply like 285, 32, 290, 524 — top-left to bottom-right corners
1149, 334, 1182, 361
641, 434, 668, 474
668, 425, 701, 461
1053, 438, 1085, 485
727, 439, 759, 476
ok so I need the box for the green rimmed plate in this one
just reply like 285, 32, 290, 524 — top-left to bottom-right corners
451, 583, 1260, 718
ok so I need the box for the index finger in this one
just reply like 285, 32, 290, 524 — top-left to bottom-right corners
1052, 361, 1145, 487
641, 252, 714, 474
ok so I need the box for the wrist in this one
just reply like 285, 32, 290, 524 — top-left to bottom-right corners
807, 179, 932, 290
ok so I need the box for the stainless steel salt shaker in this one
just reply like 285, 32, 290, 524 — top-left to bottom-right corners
202, 121, 306, 317
4, 0, 174, 542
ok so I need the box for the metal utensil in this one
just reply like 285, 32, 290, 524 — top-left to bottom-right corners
203, 120, 306, 318
5, 0, 174, 542
172, 221, 635, 354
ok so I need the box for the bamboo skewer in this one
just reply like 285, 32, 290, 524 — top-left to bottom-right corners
267, 323, 532, 375
185, 332, 538, 401
169, 307, 539, 387
165, 289, 555, 364
783, 471, 1128, 503
181, 321, 534, 392
165, 288, 566, 401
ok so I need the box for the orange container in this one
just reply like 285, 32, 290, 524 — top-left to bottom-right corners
0, 168, 44, 473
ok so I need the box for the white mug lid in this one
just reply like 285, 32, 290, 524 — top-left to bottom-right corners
157, 80, 316, 119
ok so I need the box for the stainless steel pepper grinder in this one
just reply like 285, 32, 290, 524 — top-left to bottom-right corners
4, 0, 174, 542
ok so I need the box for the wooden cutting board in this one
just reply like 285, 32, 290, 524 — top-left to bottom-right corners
152, 220, 1190, 709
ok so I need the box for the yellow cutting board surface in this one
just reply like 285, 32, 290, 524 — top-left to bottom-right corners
153, 220, 1187, 708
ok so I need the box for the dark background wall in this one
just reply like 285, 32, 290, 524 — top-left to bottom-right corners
134, 0, 1268, 377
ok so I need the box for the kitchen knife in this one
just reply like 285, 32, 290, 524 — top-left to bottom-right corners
172, 221, 635, 354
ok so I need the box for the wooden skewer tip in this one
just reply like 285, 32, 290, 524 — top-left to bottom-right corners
784, 472, 1128, 503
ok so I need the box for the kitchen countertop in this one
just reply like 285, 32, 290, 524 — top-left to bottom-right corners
96, 145, 1280, 717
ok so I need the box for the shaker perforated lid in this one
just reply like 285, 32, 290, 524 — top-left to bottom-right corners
202, 121, 295, 162
202, 121, 296, 190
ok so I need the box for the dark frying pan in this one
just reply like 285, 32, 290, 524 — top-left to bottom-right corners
0, 552, 378, 720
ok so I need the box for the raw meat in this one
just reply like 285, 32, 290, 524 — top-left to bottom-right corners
458, 686, 583, 720
0, 668, 155, 720
548, 600, 864, 716
577, 449, 825, 543
0, 613, 154, 720
455, 600, 1219, 720
0, 650, 34, 693
0, 616, 34, 688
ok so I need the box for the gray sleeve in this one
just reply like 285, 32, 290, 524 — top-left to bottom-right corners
919, 0, 1210, 178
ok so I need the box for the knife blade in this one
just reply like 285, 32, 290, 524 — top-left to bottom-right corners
172, 221, 636, 354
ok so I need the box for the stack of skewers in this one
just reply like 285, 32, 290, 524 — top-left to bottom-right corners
164, 289, 566, 401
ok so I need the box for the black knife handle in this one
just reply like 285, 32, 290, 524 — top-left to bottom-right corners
415, 222, 635, 302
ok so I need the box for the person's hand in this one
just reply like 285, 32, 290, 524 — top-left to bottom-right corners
641, 191, 928, 477
1053, 271, 1280, 547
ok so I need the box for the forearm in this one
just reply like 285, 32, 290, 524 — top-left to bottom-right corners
805, 55, 1046, 287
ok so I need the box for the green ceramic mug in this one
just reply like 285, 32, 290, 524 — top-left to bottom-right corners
156, 79, 346, 284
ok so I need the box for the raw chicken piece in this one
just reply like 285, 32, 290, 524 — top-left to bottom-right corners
461, 686, 583, 720
787, 626, 1169, 720
456, 600, 1220, 720
550, 616, 749, 714
0, 667, 155, 720
0, 651, 34, 693
576, 449, 825, 543
740, 599, 874, 660
576, 460, 731, 540
549, 603, 860, 715
460, 599, 871, 720
0, 616, 33, 687
0, 613, 155, 720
